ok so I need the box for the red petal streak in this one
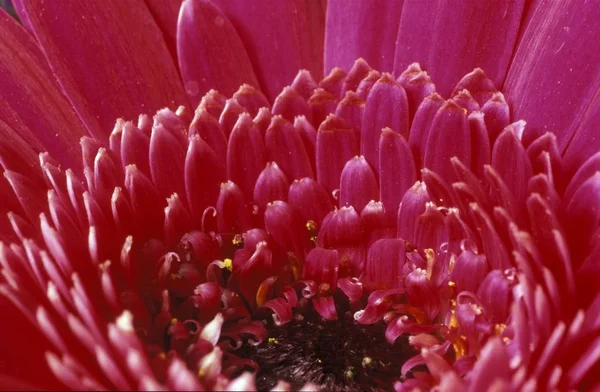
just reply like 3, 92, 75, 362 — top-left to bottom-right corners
177, 0, 259, 107
20, 0, 189, 140
216, 181, 251, 235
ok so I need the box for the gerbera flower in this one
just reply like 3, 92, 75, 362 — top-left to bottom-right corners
1, 0, 599, 391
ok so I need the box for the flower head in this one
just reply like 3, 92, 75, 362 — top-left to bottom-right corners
1, 0, 599, 391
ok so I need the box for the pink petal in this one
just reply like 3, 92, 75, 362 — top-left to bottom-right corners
361, 74, 410, 173
20, 0, 189, 140
339, 156, 379, 213
212, 0, 325, 101
379, 128, 416, 218
287, 177, 334, 227
265, 116, 314, 180
324, 0, 403, 73
394, 0, 525, 97
144, 0, 182, 59
0, 10, 86, 171
253, 162, 290, 209
177, 0, 259, 107
316, 115, 359, 196
504, 0, 600, 163
364, 238, 405, 291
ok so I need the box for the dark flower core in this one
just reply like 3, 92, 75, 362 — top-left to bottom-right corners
240, 316, 417, 391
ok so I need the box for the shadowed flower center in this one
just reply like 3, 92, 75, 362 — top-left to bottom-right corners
239, 316, 417, 391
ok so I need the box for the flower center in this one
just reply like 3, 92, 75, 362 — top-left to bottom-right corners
238, 315, 417, 391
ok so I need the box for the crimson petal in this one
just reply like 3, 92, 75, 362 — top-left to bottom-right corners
177, 0, 259, 107
212, 0, 325, 102
394, 0, 525, 97
20, 0, 188, 140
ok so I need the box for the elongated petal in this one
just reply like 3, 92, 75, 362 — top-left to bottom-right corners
265, 116, 313, 180
213, 0, 325, 101
423, 100, 470, 184
227, 113, 266, 200
361, 74, 409, 173
0, 10, 86, 171
325, 0, 403, 73
379, 129, 416, 217
340, 156, 378, 213
505, 0, 600, 158
316, 115, 359, 195
177, 0, 259, 107
394, 0, 525, 97
20, 0, 188, 140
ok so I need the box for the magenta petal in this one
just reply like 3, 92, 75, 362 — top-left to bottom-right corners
185, 136, 225, 224
491, 124, 533, 214
265, 116, 314, 180
287, 177, 334, 227
20, 0, 189, 140
394, 0, 525, 97
264, 201, 311, 263
253, 163, 290, 209
423, 100, 471, 184
379, 129, 416, 217
213, 0, 325, 102
303, 247, 339, 288
467, 338, 510, 392
189, 109, 227, 161
361, 74, 410, 173
481, 92, 509, 143
451, 250, 489, 294
397, 181, 430, 245
227, 113, 266, 200
143, 0, 182, 59
504, 0, 600, 157
339, 156, 379, 213
408, 93, 445, 169
216, 181, 250, 234
316, 115, 359, 195
324, 0, 402, 73
563, 94, 600, 175
313, 296, 337, 321
335, 91, 364, 144
272, 87, 312, 124
149, 125, 186, 203
397, 63, 437, 120
177, 0, 259, 107
0, 11, 86, 172
317, 207, 364, 276
364, 239, 405, 291
354, 289, 405, 325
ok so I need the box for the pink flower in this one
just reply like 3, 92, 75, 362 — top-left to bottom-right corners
0, 0, 599, 391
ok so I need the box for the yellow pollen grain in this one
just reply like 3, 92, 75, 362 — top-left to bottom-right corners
362, 357, 373, 368
268, 337, 279, 344
159, 353, 166, 360
306, 220, 317, 232
447, 281, 456, 287
223, 258, 233, 271
232, 234, 244, 248
316, 359, 323, 364
170, 318, 178, 325
495, 323, 507, 336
